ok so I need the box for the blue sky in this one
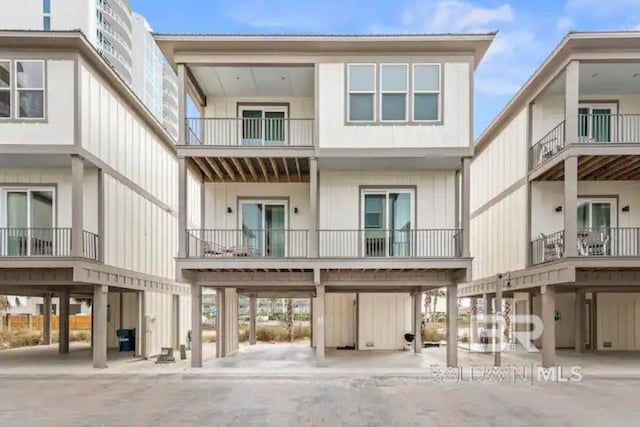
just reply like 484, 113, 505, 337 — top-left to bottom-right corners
132, 0, 640, 137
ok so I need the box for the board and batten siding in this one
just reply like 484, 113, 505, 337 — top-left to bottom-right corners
0, 167, 98, 234
358, 293, 412, 350
144, 291, 191, 357
203, 182, 311, 230
0, 59, 75, 145
186, 170, 202, 230
317, 62, 470, 148
325, 293, 356, 348
597, 293, 640, 351
204, 97, 314, 119
319, 170, 456, 230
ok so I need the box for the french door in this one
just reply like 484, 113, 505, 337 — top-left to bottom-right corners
239, 106, 287, 146
578, 104, 616, 143
2, 188, 55, 256
577, 199, 616, 256
361, 189, 414, 257
240, 200, 287, 256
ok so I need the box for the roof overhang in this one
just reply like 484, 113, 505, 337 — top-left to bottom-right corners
154, 33, 496, 69
475, 31, 640, 153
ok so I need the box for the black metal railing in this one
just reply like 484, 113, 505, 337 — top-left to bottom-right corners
185, 118, 314, 147
318, 229, 463, 258
186, 229, 309, 258
0, 228, 99, 260
531, 230, 564, 265
577, 227, 640, 257
530, 121, 565, 169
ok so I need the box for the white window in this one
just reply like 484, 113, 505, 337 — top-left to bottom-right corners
0, 60, 9, 118
347, 64, 375, 122
413, 64, 441, 122
361, 189, 414, 257
380, 64, 408, 122
15, 60, 45, 119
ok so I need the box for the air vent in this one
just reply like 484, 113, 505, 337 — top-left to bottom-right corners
366, 341, 374, 348
603, 342, 612, 348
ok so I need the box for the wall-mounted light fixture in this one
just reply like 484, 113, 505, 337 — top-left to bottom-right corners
294, 207, 299, 214
555, 206, 563, 212
622, 205, 630, 212
227, 207, 233, 214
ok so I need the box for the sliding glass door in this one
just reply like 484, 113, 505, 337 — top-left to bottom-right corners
3, 188, 55, 256
362, 189, 414, 257
578, 104, 616, 143
577, 199, 616, 256
240, 200, 287, 256
240, 106, 287, 146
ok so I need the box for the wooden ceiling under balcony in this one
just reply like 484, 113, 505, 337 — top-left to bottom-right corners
537, 155, 640, 181
189, 156, 310, 183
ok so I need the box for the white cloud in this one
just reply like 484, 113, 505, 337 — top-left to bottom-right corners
556, 16, 574, 33
402, 0, 515, 33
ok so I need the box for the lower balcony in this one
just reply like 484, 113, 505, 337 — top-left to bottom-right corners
185, 228, 462, 259
531, 228, 640, 265
0, 228, 100, 261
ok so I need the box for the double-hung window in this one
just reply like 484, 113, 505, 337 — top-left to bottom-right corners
380, 64, 408, 122
347, 64, 375, 122
0, 61, 9, 118
16, 60, 45, 119
413, 64, 441, 122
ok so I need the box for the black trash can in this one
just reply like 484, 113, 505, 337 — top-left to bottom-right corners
116, 328, 136, 352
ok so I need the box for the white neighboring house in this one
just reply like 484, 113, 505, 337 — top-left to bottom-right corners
0, 30, 190, 368
461, 31, 640, 366
0, 0, 179, 140
4, 295, 90, 316
155, 33, 494, 366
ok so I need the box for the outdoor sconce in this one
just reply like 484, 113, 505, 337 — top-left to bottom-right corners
294, 207, 299, 214
555, 206, 563, 212
227, 207, 233, 214
622, 206, 630, 212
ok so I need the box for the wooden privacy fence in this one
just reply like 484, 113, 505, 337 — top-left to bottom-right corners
0, 314, 92, 332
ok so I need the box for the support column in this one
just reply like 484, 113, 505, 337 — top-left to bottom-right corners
249, 294, 257, 345
177, 63, 187, 145
413, 290, 422, 354
309, 296, 314, 348
564, 60, 580, 144
138, 291, 147, 358
469, 297, 478, 348
446, 284, 458, 367
71, 155, 84, 258
42, 293, 52, 345
58, 289, 70, 354
564, 156, 578, 257
93, 284, 108, 368
178, 157, 188, 258
541, 285, 556, 367
461, 158, 471, 258
191, 284, 202, 368
216, 289, 226, 358
494, 279, 503, 367
314, 284, 325, 363
309, 157, 318, 258
574, 290, 586, 353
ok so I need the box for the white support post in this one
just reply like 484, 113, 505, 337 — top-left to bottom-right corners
178, 158, 188, 258
413, 290, 422, 354
564, 156, 578, 257
309, 157, 318, 258
494, 280, 503, 367
58, 289, 70, 354
249, 294, 257, 345
461, 158, 471, 258
575, 290, 586, 353
446, 284, 458, 367
71, 155, 84, 258
191, 284, 202, 368
42, 293, 52, 345
314, 284, 325, 363
541, 285, 556, 367
564, 60, 580, 144
93, 285, 108, 368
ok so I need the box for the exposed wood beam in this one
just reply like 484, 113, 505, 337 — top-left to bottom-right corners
219, 158, 237, 181
257, 157, 270, 182
270, 158, 280, 180
282, 158, 291, 182
295, 158, 302, 181
613, 157, 640, 180
192, 157, 214, 181
583, 156, 621, 180
204, 157, 225, 181
231, 158, 248, 182
244, 158, 259, 181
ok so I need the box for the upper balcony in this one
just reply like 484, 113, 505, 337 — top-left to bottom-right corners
529, 62, 640, 180
0, 228, 99, 261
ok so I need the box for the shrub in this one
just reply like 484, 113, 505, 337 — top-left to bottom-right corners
422, 323, 446, 342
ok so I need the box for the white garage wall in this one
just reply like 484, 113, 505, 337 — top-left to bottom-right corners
358, 293, 412, 350
597, 293, 640, 350
325, 293, 356, 348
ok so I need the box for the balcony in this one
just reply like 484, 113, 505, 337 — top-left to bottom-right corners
184, 229, 463, 259
185, 118, 314, 147
531, 228, 640, 265
0, 228, 100, 261
531, 114, 640, 170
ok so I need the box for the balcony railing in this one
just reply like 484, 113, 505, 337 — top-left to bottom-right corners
319, 229, 462, 258
531, 228, 640, 264
185, 118, 314, 147
530, 121, 565, 169
531, 230, 564, 265
187, 229, 309, 258
0, 228, 99, 261
531, 114, 640, 169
